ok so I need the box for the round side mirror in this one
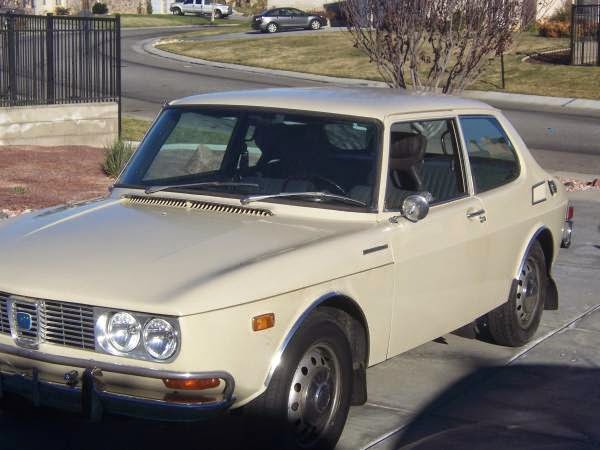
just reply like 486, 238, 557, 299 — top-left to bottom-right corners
402, 194, 430, 223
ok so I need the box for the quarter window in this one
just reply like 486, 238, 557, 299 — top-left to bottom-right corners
386, 119, 466, 209
460, 116, 520, 193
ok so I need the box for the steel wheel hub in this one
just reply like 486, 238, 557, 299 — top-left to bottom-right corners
515, 258, 540, 329
287, 343, 341, 445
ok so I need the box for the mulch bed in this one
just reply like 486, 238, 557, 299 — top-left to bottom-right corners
0, 146, 112, 216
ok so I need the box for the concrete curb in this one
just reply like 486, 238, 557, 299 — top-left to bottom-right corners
143, 37, 600, 113
143, 38, 386, 87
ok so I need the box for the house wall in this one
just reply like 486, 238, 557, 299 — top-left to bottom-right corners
267, 0, 324, 11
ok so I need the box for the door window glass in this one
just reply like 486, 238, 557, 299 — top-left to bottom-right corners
460, 116, 520, 193
386, 119, 466, 209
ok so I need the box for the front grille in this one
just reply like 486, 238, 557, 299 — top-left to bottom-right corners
0, 294, 96, 350
0, 294, 10, 335
41, 301, 96, 350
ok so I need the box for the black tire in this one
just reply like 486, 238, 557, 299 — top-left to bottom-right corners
172, 8, 183, 15
246, 308, 353, 450
213, 9, 222, 19
266, 22, 279, 33
488, 240, 547, 347
308, 19, 321, 30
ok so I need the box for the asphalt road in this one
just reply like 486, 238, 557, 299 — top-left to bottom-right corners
122, 26, 600, 176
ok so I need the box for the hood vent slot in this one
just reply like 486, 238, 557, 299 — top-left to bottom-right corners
124, 195, 273, 217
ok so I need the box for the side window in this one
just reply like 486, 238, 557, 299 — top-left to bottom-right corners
460, 116, 520, 193
386, 119, 466, 210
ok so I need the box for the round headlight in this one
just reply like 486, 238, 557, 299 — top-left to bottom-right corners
143, 318, 177, 360
107, 312, 141, 352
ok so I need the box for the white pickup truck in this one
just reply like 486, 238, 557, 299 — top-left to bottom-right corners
170, 0, 232, 18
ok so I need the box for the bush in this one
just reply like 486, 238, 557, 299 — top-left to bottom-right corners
538, 20, 570, 38
103, 141, 134, 178
146, 0, 153, 14
91, 2, 108, 14
137, 1, 144, 14
54, 6, 70, 15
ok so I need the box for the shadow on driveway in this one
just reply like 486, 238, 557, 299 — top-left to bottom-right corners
394, 365, 600, 449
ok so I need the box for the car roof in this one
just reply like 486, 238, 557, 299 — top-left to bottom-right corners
169, 87, 494, 119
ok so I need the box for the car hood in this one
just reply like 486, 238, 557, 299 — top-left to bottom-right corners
0, 196, 388, 316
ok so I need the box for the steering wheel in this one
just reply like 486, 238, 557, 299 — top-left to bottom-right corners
282, 175, 347, 196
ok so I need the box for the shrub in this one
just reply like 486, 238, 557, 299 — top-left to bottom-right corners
54, 6, 70, 15
91, 2, 108, 14
103, 141, 134, 178
538, 20, 570, 38
146, 0, 153, 14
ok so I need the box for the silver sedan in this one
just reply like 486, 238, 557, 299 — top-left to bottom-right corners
251, 8, 326, 33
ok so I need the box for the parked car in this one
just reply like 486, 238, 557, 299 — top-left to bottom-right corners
170, 0, 232, 18
252, 8, 326, 33
0, 88, 572, 449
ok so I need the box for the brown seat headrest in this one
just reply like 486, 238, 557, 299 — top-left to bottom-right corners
389, 132, 426, 170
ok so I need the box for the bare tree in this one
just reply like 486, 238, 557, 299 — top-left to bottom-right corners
344, 0, 553, 93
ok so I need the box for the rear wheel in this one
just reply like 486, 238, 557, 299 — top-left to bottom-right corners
266, 22, 279, 33
308, 19, 321, 30
488, 241, 547, 347
172, 8, 183, 15
247, 309, 353, 450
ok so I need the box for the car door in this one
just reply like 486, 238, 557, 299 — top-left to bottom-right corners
277, 8, 293, 27
458, 115, 526, 311
191, 0, 202, 14
289, 8, 308, 27
182, 0, 194, 13
384, 116, 492, 357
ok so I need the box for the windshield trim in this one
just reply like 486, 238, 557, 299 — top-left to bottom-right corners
115, 105, 384, 213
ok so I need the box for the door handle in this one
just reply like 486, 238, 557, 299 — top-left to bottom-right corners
466, 208, 486, 219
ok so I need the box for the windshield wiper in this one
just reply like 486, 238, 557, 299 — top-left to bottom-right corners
144, 182, 259, 195
240, 192, 366, 207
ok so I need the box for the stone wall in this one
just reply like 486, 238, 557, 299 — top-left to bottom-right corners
0, 103, 118, 146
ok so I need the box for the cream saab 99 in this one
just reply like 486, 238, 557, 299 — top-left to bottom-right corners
0, 88, 573, 449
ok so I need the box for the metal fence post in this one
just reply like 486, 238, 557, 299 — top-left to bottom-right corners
596, 6, 600, 66
46, 13, 55, 104
7, 12, 16, 106
570, 5, 575, 65
115, 14, 121, 139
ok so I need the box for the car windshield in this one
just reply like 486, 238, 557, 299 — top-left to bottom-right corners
117, 107, 381, 211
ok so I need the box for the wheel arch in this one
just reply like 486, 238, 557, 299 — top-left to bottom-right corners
515, 226, 558, 310
264, 291, 370, 405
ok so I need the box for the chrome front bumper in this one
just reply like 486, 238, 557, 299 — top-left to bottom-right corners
0, 343, 235, 421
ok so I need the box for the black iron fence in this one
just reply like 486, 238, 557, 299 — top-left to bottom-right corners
0, 13, 121, 108
571, 4, 600, 65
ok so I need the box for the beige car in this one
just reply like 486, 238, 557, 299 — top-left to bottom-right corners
0, 88, 572, 449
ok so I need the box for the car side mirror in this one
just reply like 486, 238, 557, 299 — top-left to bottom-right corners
402, 194, 430, 222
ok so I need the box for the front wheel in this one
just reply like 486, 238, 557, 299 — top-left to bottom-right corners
266, 22, 279, 33
213, 9, 222, 18
487, 240, 547, 347
308, 19, 321, 30
247, 309, 353, 450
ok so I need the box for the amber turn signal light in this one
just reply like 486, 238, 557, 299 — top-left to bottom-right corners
163, 378, 220, 390
252, 313, 275, 331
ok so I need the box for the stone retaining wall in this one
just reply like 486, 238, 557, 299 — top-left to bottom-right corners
0, 102, 118, 146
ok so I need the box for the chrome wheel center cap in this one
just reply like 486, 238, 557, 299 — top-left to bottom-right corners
314, 382, 332, 414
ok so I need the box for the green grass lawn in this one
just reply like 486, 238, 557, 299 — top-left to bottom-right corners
120, 13, 233, 28
122, 116, 151, 142
157, 31, 600, 100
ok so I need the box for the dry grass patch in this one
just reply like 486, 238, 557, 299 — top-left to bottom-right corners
158, 31, 600, 99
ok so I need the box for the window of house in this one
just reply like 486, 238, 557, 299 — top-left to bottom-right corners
460, 116, 520, 193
